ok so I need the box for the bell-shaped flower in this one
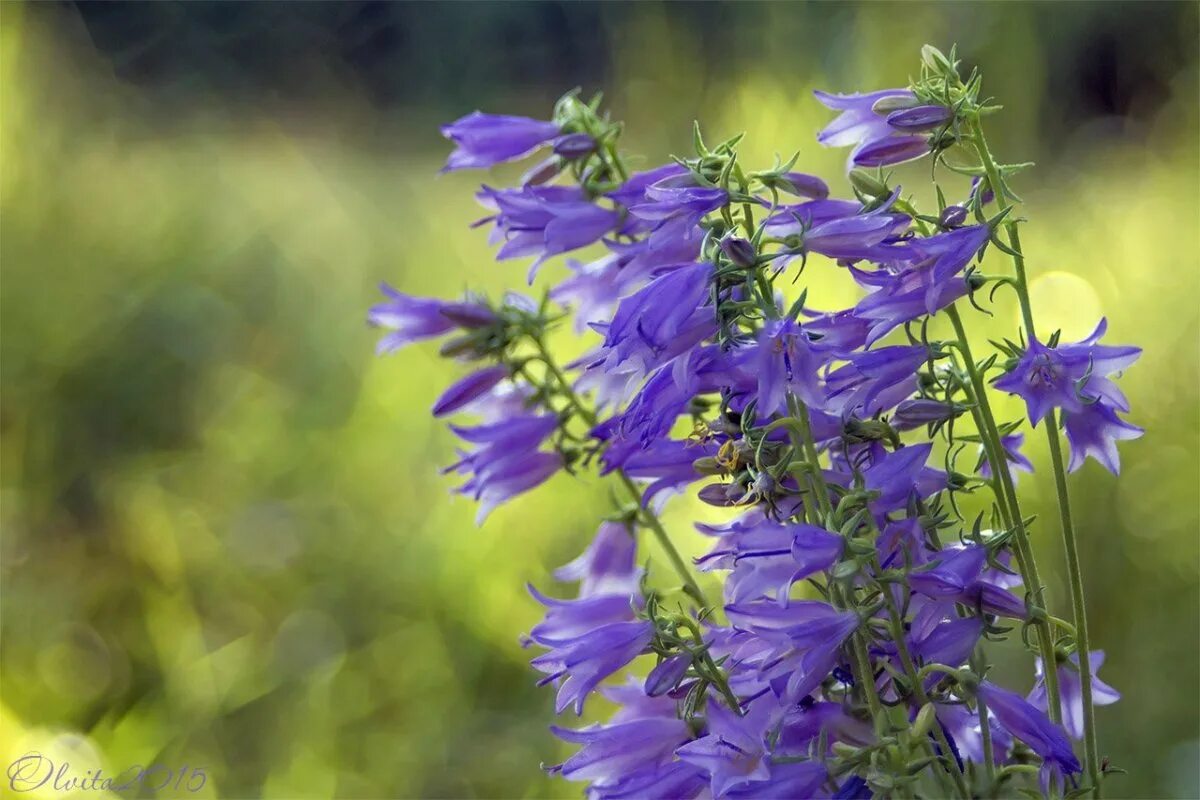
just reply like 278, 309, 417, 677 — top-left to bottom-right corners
475, 185, 621, 281
440, 111, 559, 171
554, 521, 641, 599
368, 284, 497, 354
443, 412, 561, 524
1029, 651, 1121, 740
993, 319, 1141, 473
978, 681, 1081, 778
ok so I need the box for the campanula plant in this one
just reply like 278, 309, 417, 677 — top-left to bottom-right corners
370, 46, 1135, 799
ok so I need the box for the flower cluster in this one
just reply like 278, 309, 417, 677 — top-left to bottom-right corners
371, 48, 1135, 799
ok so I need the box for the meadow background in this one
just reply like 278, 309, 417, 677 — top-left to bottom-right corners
1, 2, 1198, 798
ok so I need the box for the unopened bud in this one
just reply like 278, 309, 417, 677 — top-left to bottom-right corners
520, 157, 562, 186
832, 742, 859, 759
921, 44, 957, 78
886, 105, 952, 133
911, 703, 937, 738
848, 170, 890, 199
719, 236, 757, 269
644, 654, 691, 697
872, 94, 920, 115
440, 302, 498, 329
551, 132, 596, 160
767, 171, 830, 200
439, 335, 482, 359
698, 482, 737, 507
939, 204, 968, 229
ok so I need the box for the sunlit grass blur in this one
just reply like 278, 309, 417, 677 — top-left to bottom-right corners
1, 3, 1197, 798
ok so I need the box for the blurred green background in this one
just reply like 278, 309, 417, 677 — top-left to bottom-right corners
2, 2, 1198, 798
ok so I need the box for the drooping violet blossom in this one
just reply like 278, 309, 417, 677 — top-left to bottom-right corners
978, 681, 1082, 778
554, 521, 641, 598
592, 262, 717, 382
475, 185, 620, 282
441, 111, 560, 171
443, 412, 562, 524
725, 599, 861, 700
979, 432, 1035, 481
529, 617, 654, 715
1029, 651, 1121, 740
814, 88, 932, 170
696, 514, 843, 606
549, 716, 692, 785
824, 345, 928, 418
368, 284, 496, 354
858, 443, 947, 514
675, 698, 776, 796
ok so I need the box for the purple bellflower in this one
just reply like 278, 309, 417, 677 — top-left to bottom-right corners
979, 432, 1035, 482
814, 88, 932, 170
441, 111, 560, 171
993, 318, 1142, 473
368, 284, 496, 354
1029, 651, 1121, 740
475, 185, 621, 282
978, 681, 1082, 778
443, 412, 562, 524
376, 58, 1136, 798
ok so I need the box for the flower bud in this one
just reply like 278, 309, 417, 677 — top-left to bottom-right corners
520, 156, 563, 186
893, 399, 962, 430
853, 135, 931, 169
644, 654, 691, 697
872, 94, 919, 115
921, 44, 957, 78
886, 105, 952, 133
970, 176, 995, 207
719, 236, 757, 269
697, 483, 735, 506
768, 171, 829, 200
438, 335, 482, 359
848, 170, 890, 199
692, 457, 725, 476
551, 132, 596, 160
432, 365, 508, 417
440, 302, 498, 329
939, 204, 968, 229
911, 703, 937, 738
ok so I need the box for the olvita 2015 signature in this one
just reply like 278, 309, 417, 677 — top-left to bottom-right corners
7, 753, 207, 793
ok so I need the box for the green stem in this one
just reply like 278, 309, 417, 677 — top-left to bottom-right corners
830, 584, 887, 730
529, 336, 709, 606
945, 306, 1063, 727
971, 122, 1102, 796
874, 558, 971, 800
972, 646, 998, 790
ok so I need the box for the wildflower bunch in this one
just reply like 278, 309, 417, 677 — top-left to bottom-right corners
371, 46, 1135, 799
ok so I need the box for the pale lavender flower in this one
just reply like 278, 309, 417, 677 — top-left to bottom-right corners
1029, 651, 1121, 740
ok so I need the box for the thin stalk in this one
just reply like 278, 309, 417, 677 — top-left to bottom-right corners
946, 306, 1063, 725
972, 646, 998, 789
874, 558, 971, 800
972, 122, 1101, 795
530, 336, 709, 606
